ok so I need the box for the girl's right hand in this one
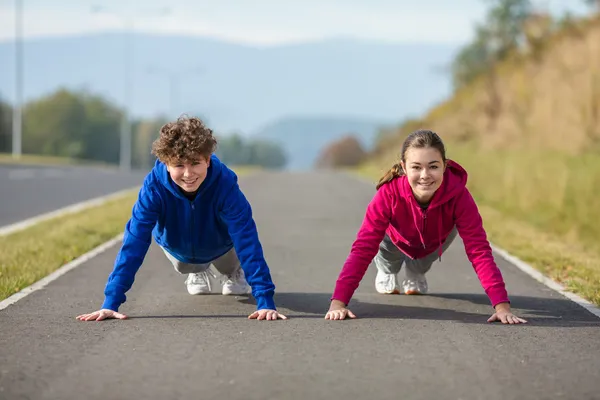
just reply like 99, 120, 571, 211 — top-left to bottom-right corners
325, 300, 356, 320
76, 309, 127, 321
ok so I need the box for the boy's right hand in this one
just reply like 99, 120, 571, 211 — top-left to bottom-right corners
325, 299, 356, 320
76, 309, 128, 321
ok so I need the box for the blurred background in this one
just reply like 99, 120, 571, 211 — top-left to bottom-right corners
1, 1, 600, 304
0, 0, 594, 172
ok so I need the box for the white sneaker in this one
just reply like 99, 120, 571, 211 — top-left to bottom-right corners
185, 272, 212, 295
402, 277, 428, 295
222, 267, 250, 295
375, 269, 400, 294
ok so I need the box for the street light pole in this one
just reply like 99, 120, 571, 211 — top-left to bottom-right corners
91, 6, 170, 171
12, 0, 23, 160
119, 16, 134, 172
147, 67, 203, 119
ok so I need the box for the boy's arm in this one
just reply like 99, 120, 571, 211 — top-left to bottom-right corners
220, 184, 276, 311
101, 184, 162, 311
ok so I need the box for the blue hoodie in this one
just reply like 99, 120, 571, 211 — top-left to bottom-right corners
101, 155, 276, 311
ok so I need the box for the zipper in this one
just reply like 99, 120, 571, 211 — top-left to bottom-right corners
422, 209, 428, 249
190, 201, 195, 260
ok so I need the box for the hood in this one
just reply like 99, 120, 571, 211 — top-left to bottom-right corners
397, 159, 468, 259
152, 154, 224, 200
398, 159, 468, 209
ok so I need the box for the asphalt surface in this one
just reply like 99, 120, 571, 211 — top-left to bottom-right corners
1, 171, 599, 400
0, 163, 148, 227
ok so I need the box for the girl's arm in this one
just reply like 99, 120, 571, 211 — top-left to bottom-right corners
331, 184, 393, 305
454, 187, 509, 307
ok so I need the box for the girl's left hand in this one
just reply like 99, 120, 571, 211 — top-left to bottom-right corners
488, 303, 527, 324
248, 309, 287, 320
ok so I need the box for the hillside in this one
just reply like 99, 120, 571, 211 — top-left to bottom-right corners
361, 14, 600, 305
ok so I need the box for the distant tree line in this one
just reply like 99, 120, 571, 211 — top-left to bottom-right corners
215, 134, 287, 169
0, 89, 287, 169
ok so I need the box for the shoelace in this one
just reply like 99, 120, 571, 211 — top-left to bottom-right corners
223, 268, 243, 285
188, 269, 218, 291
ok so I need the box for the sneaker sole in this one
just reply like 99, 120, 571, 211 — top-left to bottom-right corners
188, 291, 211, 295
376, 288, 401, 295
404, 290, 425, 295
222, 288, 250, 296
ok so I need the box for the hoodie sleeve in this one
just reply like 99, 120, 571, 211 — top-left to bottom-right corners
220, 183, 276, 311
101, 182, 161, 311
454, 187, 509, 307
331, 185, 393, 305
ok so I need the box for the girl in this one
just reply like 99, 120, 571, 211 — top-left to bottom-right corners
325, 129, 527, 324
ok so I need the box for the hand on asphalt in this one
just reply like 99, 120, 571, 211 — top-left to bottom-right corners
487, 310, 528, 324
325, 300, 356, 320
248, 309, 287, 320
76, 309, 128, 321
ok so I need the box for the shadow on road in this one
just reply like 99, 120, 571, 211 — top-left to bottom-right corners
125, 292, 599, 327
234, 292, 600, 327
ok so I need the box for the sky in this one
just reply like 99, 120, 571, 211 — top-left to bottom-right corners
0, 0, 591, 46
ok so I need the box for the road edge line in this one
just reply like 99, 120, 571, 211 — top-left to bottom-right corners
489, 244, 600, 319
0, 233, 123, 311
0, 186, 139, 237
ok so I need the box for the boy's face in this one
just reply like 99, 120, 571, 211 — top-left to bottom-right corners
166, 156, 210, 193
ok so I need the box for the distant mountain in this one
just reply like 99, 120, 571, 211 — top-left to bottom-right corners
252, 115, 388, 170
0, 33, 459, 135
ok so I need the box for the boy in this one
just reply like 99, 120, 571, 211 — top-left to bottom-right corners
77, 116, 286, 321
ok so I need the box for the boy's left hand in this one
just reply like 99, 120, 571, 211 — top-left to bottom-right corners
248, 309, 287, 320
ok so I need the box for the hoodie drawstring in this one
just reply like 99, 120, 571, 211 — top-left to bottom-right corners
409, 197, 427, 250
437, 218, 443, 261
410, 197, 444, 262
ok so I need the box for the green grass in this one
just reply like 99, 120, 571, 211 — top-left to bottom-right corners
0, 166, 258, 302
0, 191, 139, 301
0, 152, 116, 168
354, 147, 600, 306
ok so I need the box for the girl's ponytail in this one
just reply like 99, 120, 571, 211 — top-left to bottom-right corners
376, 162, 403, 190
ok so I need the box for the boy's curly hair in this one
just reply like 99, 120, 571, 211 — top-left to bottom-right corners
151, 116, 217, 163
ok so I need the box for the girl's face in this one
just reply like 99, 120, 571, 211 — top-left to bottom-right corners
167, 157, 210, 193
401, 147, 445, 204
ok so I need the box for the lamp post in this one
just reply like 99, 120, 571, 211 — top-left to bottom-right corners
91, 5, 170, 171
12, 0, 23, 160
147, 66, 203, 118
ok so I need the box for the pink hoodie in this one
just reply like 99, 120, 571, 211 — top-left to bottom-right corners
332, 160, 509, 307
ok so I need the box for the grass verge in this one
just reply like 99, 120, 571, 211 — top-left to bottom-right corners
353, 161, 600, 307
0, 153, 115, 168
0, 167, 257, 302
0, 191, 138, 301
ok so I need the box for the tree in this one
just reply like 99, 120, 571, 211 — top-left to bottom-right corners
215, 133, 287, 169
22, 88, 121, 163
132, 117, 167, 169
583, 0, 600, 10
0, 97, 11, 153
315, 135, 366, 169
450, 0, 533, 130
248, 139, 287, 169
451, 0, 533, 89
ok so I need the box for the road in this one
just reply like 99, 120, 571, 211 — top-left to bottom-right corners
0, 163, 148, 227
1, 171, 599, 400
